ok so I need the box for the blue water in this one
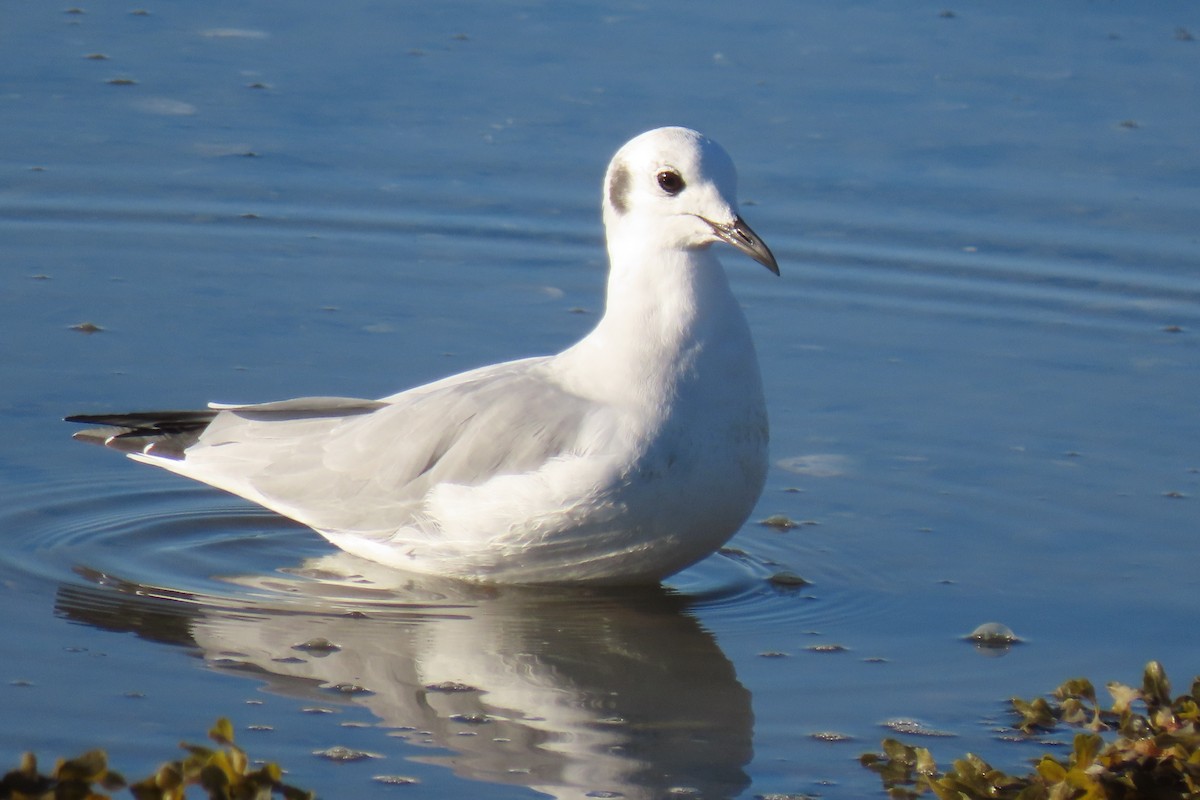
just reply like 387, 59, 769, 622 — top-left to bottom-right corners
3, 2, 1199, 798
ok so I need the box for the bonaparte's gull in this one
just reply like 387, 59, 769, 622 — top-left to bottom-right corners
67, 127, 779, 585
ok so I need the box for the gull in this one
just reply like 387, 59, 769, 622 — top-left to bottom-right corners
67, 127, 779, 585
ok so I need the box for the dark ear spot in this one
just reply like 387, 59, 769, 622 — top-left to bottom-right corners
607, 163, 630, 215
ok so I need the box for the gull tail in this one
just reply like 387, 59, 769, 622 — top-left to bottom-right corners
65, 410, 218, 459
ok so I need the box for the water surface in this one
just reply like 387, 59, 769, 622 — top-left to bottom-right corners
2, 2, 1198, 798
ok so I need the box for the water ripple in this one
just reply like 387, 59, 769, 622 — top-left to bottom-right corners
0, 473, 875, 634
0, 475, 320, 598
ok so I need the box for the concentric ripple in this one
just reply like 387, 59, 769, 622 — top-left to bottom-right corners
0, 474, 321, 600
0, 470, 878, 636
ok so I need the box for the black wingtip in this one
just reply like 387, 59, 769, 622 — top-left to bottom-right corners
65, 410, 219, 459
65, 410, 218, 434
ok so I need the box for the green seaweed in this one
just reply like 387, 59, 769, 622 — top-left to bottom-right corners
0, 719, 313, 800
862, 661, 1200, 799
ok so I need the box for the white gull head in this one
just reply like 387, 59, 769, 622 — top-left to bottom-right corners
603, 126, 777, 275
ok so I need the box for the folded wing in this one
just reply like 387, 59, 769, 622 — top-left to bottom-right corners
73, 359, 613, 537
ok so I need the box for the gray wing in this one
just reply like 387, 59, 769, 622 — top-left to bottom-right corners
171, 359, 609, 534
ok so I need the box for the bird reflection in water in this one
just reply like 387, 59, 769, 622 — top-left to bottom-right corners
56, 552, 753, 800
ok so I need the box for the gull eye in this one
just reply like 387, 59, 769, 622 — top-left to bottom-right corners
656, 169, 685, 196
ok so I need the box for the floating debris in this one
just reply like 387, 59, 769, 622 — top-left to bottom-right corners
424, 681, 477, 693
321, 682, 371, 696
292, 637, 341, 653
385, 728, 418, 737
106, 77, 138, 86
758, 651, 790, 659
271, 656, 305, 664
448, 713, 491, 725
767, 571, 811, 588
806, 643, 847, 653
374, 774, 421, 785
312, 746, 380, 763
881, 718, 956, 738
70, 322, 103, 334
759, 514, 816, 531
811, 731, 854, 742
